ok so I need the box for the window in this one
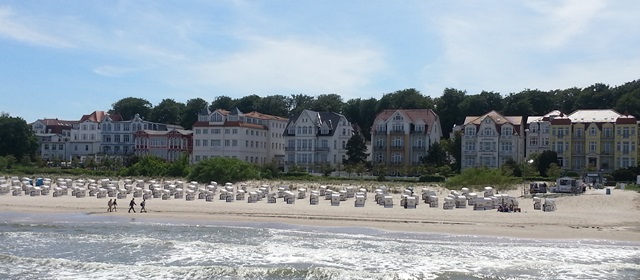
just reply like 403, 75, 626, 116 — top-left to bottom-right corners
232, 140, 238, 146
604, 127, 612, 138
44, 144, 49, 150
202, 140, 208, 146
195, 140, 201, 146
232, 129, 238, 134
574, 128, 583, 137
483, 128, 493, 136
211, 113, 223, 122
589, 127, 597, 136
224, 129, 230, 134
529, 138, 538, 146
501, 142, 512, 152
501, 126, 513, 136
124, 135, 130, 143
589, 141, 596, 152
464, 142, 475, 151
393, 114, 403, 121
465, 127, 475, 136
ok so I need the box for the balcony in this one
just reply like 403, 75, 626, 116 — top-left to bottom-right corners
390, 129, 405, 134
373, 129, 387, 134
314, 147, 330, 152
411, 130, 425, 134
373, 145, 386, 151
464, 150, 476, 155
390, 145, 404, 150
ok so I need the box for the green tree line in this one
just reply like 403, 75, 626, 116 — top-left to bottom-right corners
110, 80, 640, 139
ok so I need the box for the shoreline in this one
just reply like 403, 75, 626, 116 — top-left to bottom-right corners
2, 185, 640, 242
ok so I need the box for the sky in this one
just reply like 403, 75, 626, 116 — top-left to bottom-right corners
1, 0, 639, 123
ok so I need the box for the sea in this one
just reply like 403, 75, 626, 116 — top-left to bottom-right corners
0, 212, 638, 280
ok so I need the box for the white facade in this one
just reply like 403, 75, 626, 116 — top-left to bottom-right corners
283, 109, 353, 172
460, 111, 524, 170
31, 119, 75, 161
525, 110, 559, 158
191, 108, 288, 165
70, 119, 102, 158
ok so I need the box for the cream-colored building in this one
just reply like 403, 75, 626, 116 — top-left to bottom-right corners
191, 108, 288, 165
370, 109, 442, 170
459, 111, 525, 170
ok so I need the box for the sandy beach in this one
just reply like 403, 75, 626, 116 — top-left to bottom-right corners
1, 179, 639, 242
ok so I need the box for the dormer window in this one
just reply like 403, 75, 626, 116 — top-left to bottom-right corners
501, 126, 512, 135
465, 127, 475, 135
210, 113, 223, 122
393, 115, 403, 121
321, 127, 329, 134
483, 118, 491, 124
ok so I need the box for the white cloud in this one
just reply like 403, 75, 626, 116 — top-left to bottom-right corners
93, 65, 139, 77
187, 36, 385, 99
0, 6, 74, 48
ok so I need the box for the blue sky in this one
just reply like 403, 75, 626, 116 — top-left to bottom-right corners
1, 0, 639, 123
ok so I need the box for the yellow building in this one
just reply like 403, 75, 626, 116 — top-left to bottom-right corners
542, 109, 637, 172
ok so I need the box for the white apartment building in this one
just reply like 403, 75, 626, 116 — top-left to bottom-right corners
101, 113, 183, 157
191, 108, 288, 165
459, 110, 525, 170
70, 111, 111, 160
370, 109, 442, 167
283, 109, 353, 172
31, 119, 76, 161
525, 110, 559, 158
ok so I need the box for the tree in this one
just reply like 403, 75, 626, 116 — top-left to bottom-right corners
287, 94, 315, 116
377, 88, 433, 112
149, 99, 185, 125
209, 96, 235, 111
537, 150, 559, 177
0, 115, 38, 160
458, 91, 503, 117
235, 94, 261, 113
110, 97, 153, 120
344, 134, 368, 165
342, 97, 378, 140
434, 88, 466, 138
180, 98, 209, 130
166, 154, 190, 178
546, 163, 562, 178
420, 142, 448, 166
258, 95, 289, 117
120, 155, 169, 177
311, 93, 343, 113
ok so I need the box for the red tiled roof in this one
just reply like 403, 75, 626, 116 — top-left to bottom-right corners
244, 111, 288, 121
192, 121, 266, 130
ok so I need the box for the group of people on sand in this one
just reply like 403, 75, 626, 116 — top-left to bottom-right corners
107, 198, 146, 213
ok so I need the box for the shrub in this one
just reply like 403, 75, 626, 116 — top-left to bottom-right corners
188, 157, 259, 183
418, 174, 446, 182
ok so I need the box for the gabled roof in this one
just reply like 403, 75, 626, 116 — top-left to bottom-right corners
284, 109, 349, 137
463, 110, 522, 126
374, 109, 438, 124
34, 118, 77, 127
79, 111, 122, 122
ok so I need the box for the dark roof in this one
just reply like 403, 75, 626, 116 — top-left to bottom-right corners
283, 109, 348, 137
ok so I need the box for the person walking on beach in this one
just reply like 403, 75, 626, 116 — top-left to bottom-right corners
140, 199, 147, 213
128, 198, 137, 213
107, 199, 113, 212
112, 199, 118, 212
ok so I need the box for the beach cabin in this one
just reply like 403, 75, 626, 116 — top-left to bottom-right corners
529, 182, 548, 194
467, 193, 478, 205
310, 192, 319, 205
455, 196, 467, 208
185, 190, 196, 201
543, 198, 556, 212
324, 190, 333, 200
267, 193, 276, 203
339, 190, 347, 201
206, 192, 214, 202
284, 191, 295, 204
133, 187, 143, 198
443, 197, 455, 210
96, 189, 107, 198
405, 196, 417, 209
297, 188, 306, 199
143, 189, 152, 200
375, 190, 384, 205
483, 187, 494, 197
319, 185, 327, 196
331, 193, 341, 206
248, 191, 258, 203
383, 195, 393, 208
429, 196, 438, 208
346, 186, 355, 198
354, 194, 365, 207
533, 197, 542, 210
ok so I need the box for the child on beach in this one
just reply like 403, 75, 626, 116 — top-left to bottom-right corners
128, 198, 137, 213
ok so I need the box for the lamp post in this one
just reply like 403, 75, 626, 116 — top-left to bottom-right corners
522, 128, 529, 195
